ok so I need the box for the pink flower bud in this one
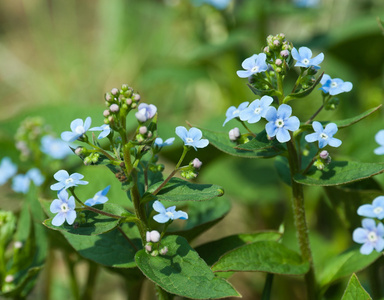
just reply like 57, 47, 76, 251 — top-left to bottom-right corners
111, 88, 119, 95
126, 98, 132, 105
229, 127, 240, 141
145, 244, 152, 252
105, 93, 112, 101
5, 275, 14, 283
280, 50, 289, 57
146, 230, 160, 243
192, 158, 202, 169
75, 147, 83, 156
319, 150, 329, 159
103, 110, 110, 117
273, 40, 280, 46
139, 126, 147, 135
160, 246, 168, 255
110, 104, 119, 113
275, 59, 282, 66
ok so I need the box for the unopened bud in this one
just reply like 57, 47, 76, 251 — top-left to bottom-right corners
139, 126, 148, 135
14, 241, 23, 249
75, 147, 84, 156
111, 88, 119, 96
126, 98, 132, 105
264, 46, 270, 53
160, 246, 168, 255
319, 150, 329, 159
273, 40, 280, 46
132, 93, 141, 102
110, 104, 119, 113
145, 243, 152, 252
146, 230, 161, 243
105, 93, 113, 102
5, 275, 14, 283
103, 110, 110, 117
229, 127, 241, 141
275, 59, 282, 66
151, 250, 159, 257
121, 84, 129, 91
192, 158, 202, 169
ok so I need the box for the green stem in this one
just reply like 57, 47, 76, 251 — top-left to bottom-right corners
305, 104, 324, 125
80, 262, 99, 300
286, 138, 317, 299
63, 254, 80, 300
291, 68, 305, 94
86, 141, 116, 162
118, 226, 138, 251
261, 273, 274, 300
239, 121, 257, 137
155, 285, 174, 300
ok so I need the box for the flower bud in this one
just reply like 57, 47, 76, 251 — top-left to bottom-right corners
103, 110, 110, 117
151, 250, 159, 257
280, 50, 289, 57
14, 241, 23, 249
319, 150, 329, 159
110, 104, 119, 113
121, 84, 129, 91
146, 230, 161, 242
314, 159, 324, 170
5, 275, 14, 283
273, 40, 280, 47
105, 93, 113, 102
132, 93, 141, 102
229, 127, 240, 141
126, 98, 132, 105
83, 156, 92, 165
192, 158, 202, 169
111, 88, 119, 96
145, 243, 152, 252
275, 59, 282, 66
263, 46, 270, 53
160, 246, 168, 255
75, 147, 84, 156
139, 126, 147, 135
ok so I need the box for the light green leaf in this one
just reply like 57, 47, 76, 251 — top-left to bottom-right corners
195, 232, 281, 266
294, 161, 384, 186
43, 203, 130, 235
212, 241, 309, 275
144, 177, 224, 203
318, 248, 381, 288
284, 72, 324, 102
341, 273, 372, 300
199, 127, 284, 158
135, 235, 240, 299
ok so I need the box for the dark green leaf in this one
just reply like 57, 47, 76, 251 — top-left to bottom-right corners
212, 241, 309, 275
294, 161, 384, 186
199, 127, 284, 158
247, 83, 278, 97
318, 248, 381, 287
144, 177, 224, 203
43, 203, 130, 235
235, 130, 286, 154
196, 232, 281, 266
135, 235, 240, 299
64, 223, 141, 268
341, 273, 372, 300
283, 73, 323, 102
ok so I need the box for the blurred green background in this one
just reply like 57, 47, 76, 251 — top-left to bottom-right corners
1, 0, 384, 299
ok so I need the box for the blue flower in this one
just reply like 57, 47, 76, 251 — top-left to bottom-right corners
84, 186, 111, 206
50, 189, 77, 226
61, 117, 92, 142
223, 101, 249, 126
176, 127, 209, 150
320, 74, 353, 95
11, 168, 45, 194
265, 104, 300, 143
374, 130, 384, 155
50, 170, 88, 191
192, 0, 231, 10
305, 121, 342, 148
152, 200, 188, 223
236, 53, 268, 78
353, 218, 384, 255
239, 96, 273, 124
358, 196, 384, 220
41, 135, 73, 159
89, 124, 111, 139
154, 137, 175, 148
135, 103, 157, 122
291, 47, 324, 69
294, 0, 320, 7
0, 157, 17, 185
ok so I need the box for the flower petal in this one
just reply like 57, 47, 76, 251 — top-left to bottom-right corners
153, 213, 170, 223
236, 70, 252, 78
175, 126, 188, 140
284, 116, 300, 132
66, 210, 77, 225
276, 128, 291, 143
61, 131, 79, 142
70, 119, 83, 132
277, 104, 292, 120
357, 204, 376, 218
153, 200, 166, 214
188, 128, 203, 141
353, 228, 368, 243
305, 133, 319, 143
360, 242, 374, 255
327, 137, 342, 148
52, 212, 66, 226
50, 199, 63, 213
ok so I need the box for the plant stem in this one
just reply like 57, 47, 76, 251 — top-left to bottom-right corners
118, 226, 138, 251
305, 104, 324, 125
63, 254, 80, 300
261, 273, 274, 300
286, 139, 317, 299
80, 262, 99, 300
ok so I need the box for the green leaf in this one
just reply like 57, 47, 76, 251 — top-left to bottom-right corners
195, 232, 281, 266
234, 130, 286, 154
341, 273, 372, 300
247, 83, 278, 97
212, 241, 309, 275
43, 203, 130, 235
318, 248, 381, 288
199, 127, 284, 158
135, 235, 240, 299
144, 177, 224, 203
294, 161, 384, 186
64, 223, 141, 268
284, 73, 324, 102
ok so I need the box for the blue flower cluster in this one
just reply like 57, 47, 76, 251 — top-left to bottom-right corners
353, 196, 384, 255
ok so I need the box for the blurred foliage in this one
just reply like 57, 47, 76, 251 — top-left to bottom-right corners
0, 0, 384, 299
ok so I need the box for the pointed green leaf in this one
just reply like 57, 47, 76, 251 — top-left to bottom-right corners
284, 73, 324, 102
235, 130, 286, 153
341, 274, 372, 300
212, 241, 309, 275
247, 83, 278, 97
144, 177, 224, 203
195, 231, 281, 266
318, 248, 381, 287
64, 224, 141, 268
43, 203, 130, 235
135, 235, 240, 299
199, 127, 284, 158
294, 161, 384, 186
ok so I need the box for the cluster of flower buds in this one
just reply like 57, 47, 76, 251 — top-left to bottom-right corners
314, 150, 331, 170
263, 33, 293, 75
180, 158, 202, 179
144, 230, 168, 257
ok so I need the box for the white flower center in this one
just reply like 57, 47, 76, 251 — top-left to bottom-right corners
275, 118, 285, 128
302, 58, 310, 65
65, 178, 74, 184
374, 207, 383, 215
60, 203, 69, 212
94, 195, 99, 200
166, 211, 174, 218
251, 66, 259, 73
185, 138, 194, 143
254, 107, 261, 114
320, 133, 328, 140
331, 81, 338, 88
367, 231, 378, 242
75, 126, 85, 135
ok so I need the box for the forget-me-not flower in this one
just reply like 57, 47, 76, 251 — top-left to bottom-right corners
50, 189, 77, 226
84, 186, 111, 206
152, 200, 188, 223
265, 104, 300, 143
41, 136, 73, 159
320, 74, 353, 95
12, 168, 45, 194
89, 124, 111, 139
223, 101, 249, 126
353, 218, 384, 255
50, 170, 88, 191
239, 96, 273, 124
236, 53, 268, 78
176, 126, 209, 150
154, 137, 175, 148
374, 130, 384, 155
135, 103, 157, 122
305, 121, 342, 148
291, 47, 324, 69
61, 117, 92, 142
0, 157, 17, 185
358, 196, 384, 220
